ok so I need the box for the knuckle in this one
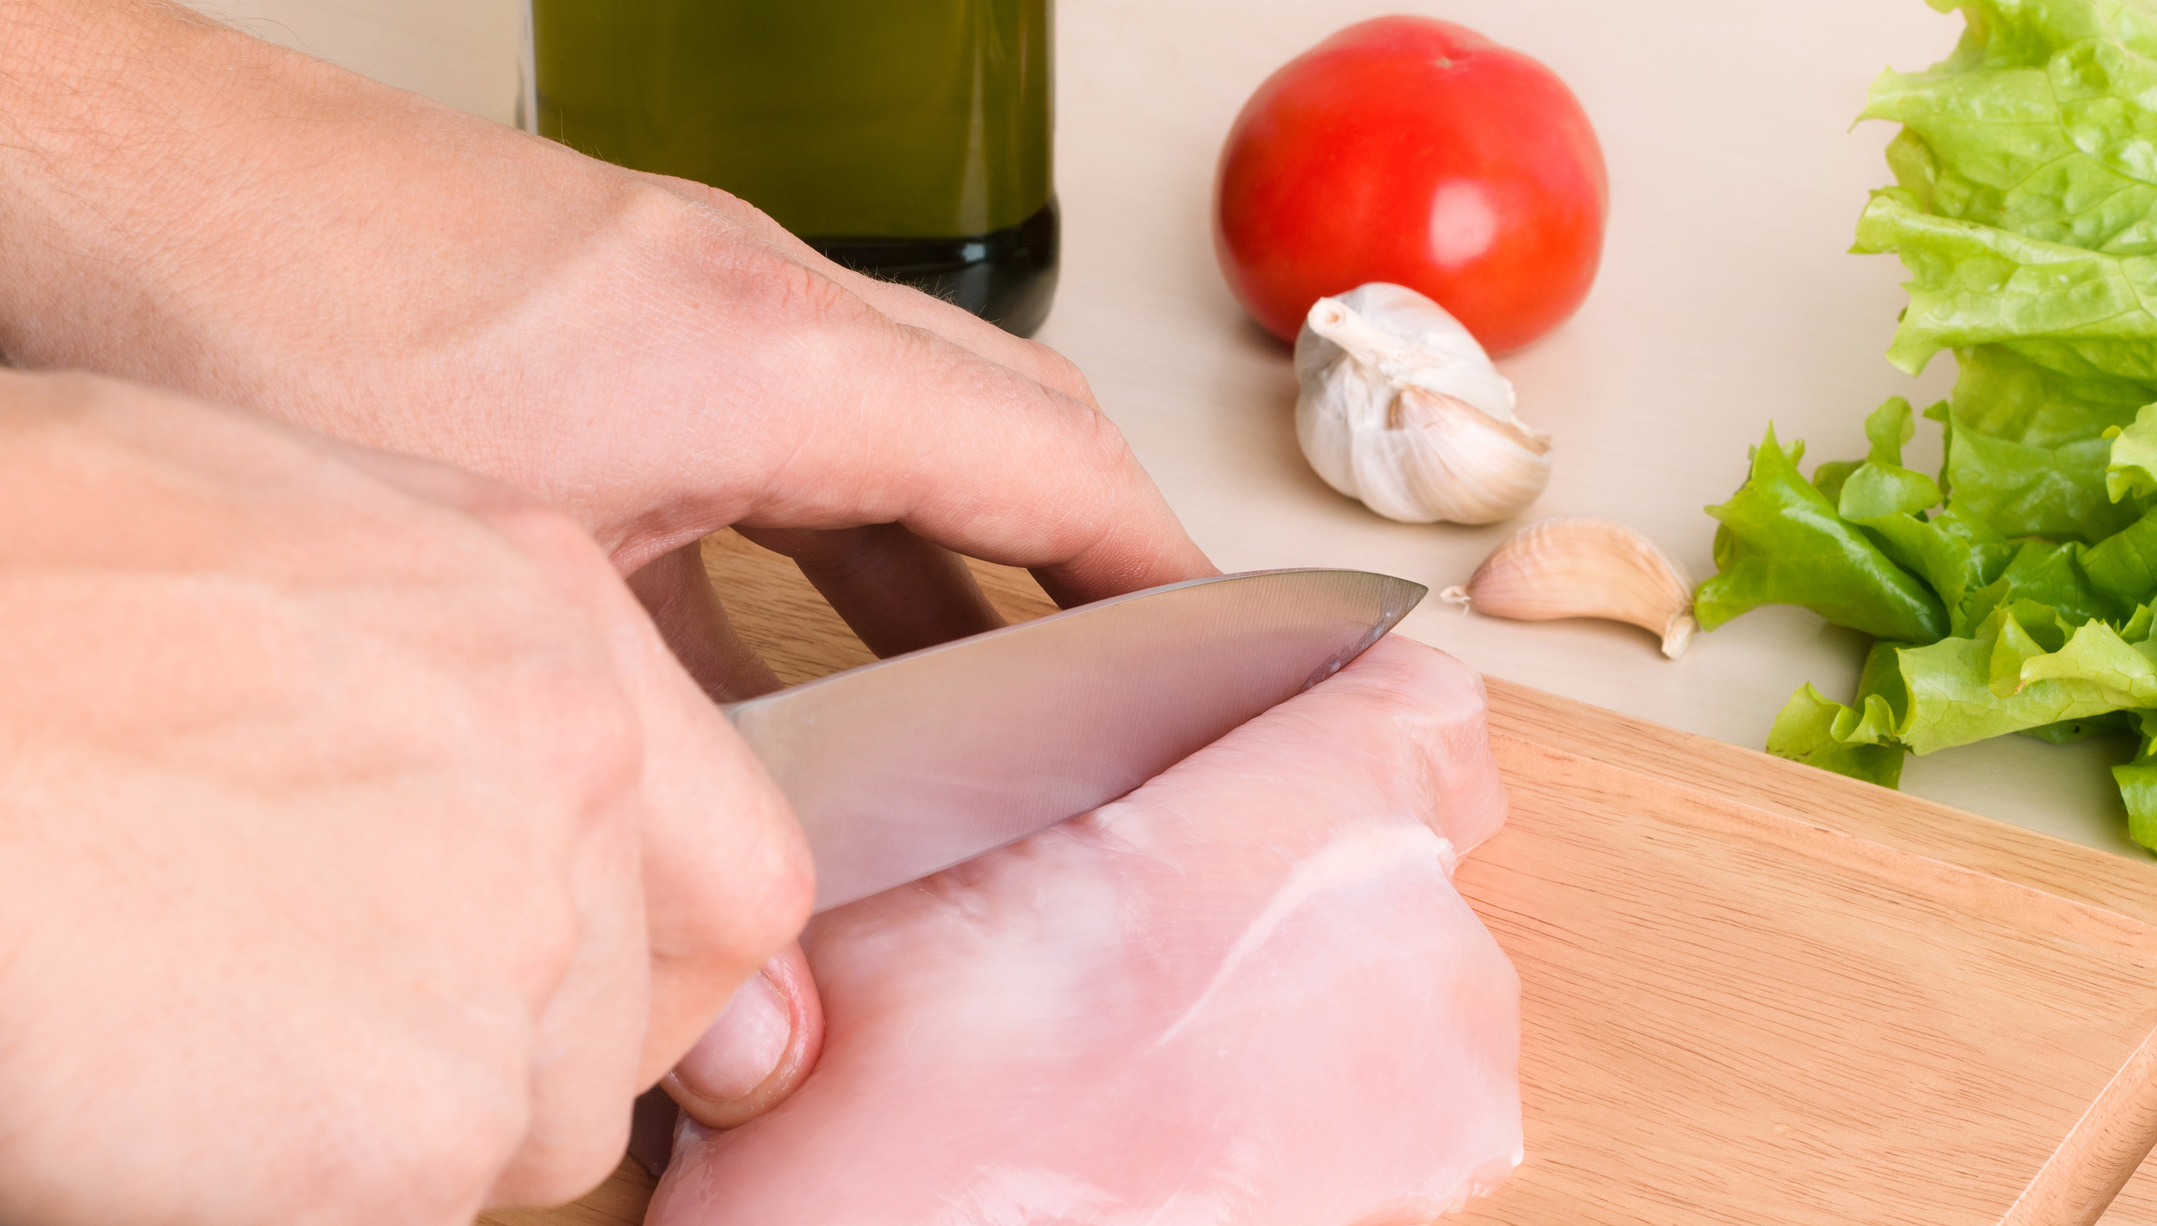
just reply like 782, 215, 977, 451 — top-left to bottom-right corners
758, 253, 857, 331
450, 628, 642, 910
618, 180, 862, 336
472, 497, 611, 582
1026, 342, 1096, 405
501, 1121, 633, 1210
544, 686, 646, 838
445, 514, 647, 831
435, 1120, 529, 1212
517, 874, 593, 999
356, 1072, 528, 1222
1073, 399, 1141, 480
741, 798, 817, 954
629, 169, 790, 243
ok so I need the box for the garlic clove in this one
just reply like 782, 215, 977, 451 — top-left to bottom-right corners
1388, 387, 1552, 526
1441, 516, 1697, 658
1295, 283, 1552, 526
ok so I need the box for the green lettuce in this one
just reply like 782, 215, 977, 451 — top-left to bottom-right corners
1704, 0, 2157, 851
1931, 347, 2147, 541
1695, 419, 1948, 642
2106, 403, 2157, 499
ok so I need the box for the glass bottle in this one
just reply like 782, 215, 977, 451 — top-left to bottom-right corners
525, 0, 1058, 337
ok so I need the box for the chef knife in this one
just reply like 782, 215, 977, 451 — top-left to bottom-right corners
723, 568, 1426, 911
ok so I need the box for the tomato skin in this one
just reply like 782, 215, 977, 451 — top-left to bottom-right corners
1214, 16, 1608, 353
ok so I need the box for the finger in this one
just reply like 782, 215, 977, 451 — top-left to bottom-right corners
662, 943, 825, 1130
322, 442, 661, 1204
607, 589, 812, 1087
626, 541, 782, 701
633, 171, 1093, 403
279, 434, 815, 1198
607, 174, 1214, 602
629, 173, 1216, 608
487, 793, 649, 1206
737, 523, 1002, 657
436, 477, 813, 1109
690, 283, 1216, 606
842, 270, 1095, 402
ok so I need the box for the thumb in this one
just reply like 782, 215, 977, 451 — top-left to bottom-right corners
663, 943, 825, 1128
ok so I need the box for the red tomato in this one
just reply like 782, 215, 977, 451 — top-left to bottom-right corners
1213, 16, 1607, 353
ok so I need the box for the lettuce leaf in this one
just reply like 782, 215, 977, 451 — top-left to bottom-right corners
1861, 9, 2157, 254
1700, 0, 2157, 852
1765, 639, 1910, 785
2105, 403, 2157, 500
1761, 601, 2157, 759
1858, 190, 2157, 384
2114, 710, 2157, 846
1935, 346, 2148, 541
1696, 421, 1948, 642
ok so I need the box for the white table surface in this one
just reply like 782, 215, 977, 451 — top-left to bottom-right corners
182, 0, 2157, 860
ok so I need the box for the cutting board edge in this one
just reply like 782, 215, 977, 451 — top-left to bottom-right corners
1478, 675, 2157, 930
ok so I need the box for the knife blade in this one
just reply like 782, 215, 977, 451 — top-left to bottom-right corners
723, 568, 1426, 911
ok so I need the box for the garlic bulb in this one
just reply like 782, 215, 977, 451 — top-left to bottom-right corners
1442, 516, 1697, 659
1295, 283, 1552, 525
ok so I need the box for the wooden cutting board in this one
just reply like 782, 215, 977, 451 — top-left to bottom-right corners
480, 531, 2157, 1226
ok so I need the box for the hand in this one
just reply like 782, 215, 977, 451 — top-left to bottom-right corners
0, 0, 1217, 1155
0, 371, 811, 1225
0, 0, 1213, 632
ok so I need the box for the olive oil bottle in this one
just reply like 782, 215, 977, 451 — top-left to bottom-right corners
527, 0, 1057, 336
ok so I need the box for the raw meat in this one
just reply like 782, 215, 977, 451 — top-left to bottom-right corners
649, 635, 1522, 1226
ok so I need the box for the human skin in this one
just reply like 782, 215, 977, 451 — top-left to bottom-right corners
0, 370, 812, 1225
0, 0, 1207, 614
0, 0, 1214, 1192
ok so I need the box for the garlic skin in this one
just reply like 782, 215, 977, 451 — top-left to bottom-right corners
1295, 283, 1552, 525
1442, 516, 1697, 659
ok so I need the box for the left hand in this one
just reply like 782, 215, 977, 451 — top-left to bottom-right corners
0, 0, 1211, 646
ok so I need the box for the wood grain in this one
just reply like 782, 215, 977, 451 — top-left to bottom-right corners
481, 532, 2157, 1226
1449, 734, 2157, 1225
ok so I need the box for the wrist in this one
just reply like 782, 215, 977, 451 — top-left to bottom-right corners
0, 2, 540, 452
0, 0, 702, 552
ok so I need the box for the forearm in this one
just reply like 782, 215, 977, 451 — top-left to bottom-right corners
0, 0, 666, 538
0, 0, 424, 372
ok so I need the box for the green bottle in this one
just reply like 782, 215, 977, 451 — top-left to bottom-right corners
528, 0, 1058, 336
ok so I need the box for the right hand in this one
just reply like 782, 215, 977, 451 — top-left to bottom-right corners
0, 370, 811, 1226
0, 0, 1220, 1154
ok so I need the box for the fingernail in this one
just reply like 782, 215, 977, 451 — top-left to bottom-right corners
676, 972, 791, 1103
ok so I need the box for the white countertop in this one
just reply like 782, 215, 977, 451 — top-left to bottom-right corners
184, 0, 2156, 860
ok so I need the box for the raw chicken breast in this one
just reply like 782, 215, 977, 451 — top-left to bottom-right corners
650, 635, 1522, 1226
